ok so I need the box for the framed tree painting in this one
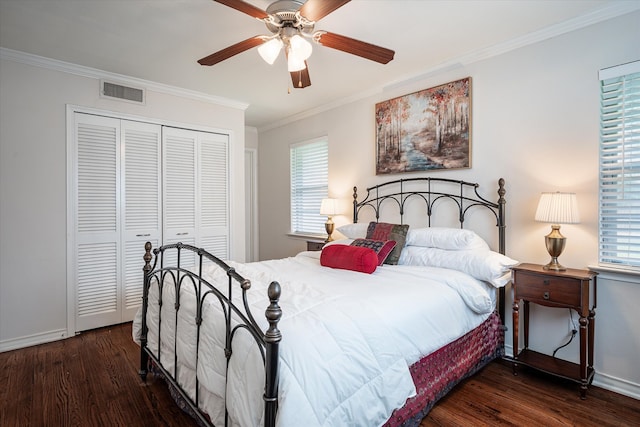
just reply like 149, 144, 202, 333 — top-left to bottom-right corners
375, 77, 471, 174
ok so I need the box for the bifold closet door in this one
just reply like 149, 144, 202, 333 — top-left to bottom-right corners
72, 114, 122, 331
71, 113, 161, 331
121, 120, 162, 322
163, 127, 229, 265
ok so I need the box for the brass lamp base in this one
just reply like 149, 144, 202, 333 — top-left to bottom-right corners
325, 217, 334, 242
543, 224, 566, 271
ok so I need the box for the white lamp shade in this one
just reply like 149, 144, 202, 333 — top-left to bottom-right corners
289, 34, 312, 60
258, 38, 283, 65
535, 192, 580, 224
320, 198, 337, 216
287, 54, 306, 72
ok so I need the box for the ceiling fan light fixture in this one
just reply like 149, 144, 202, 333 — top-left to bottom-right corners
287, 54, 306, 72
257, 38, 283, 65
289, 34, 312, 60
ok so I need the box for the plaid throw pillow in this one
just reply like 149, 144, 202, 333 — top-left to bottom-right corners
366, 222, 409, 265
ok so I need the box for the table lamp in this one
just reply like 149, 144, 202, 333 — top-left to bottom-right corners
534, 192, 580, 271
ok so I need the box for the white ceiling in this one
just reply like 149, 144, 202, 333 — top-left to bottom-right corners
1, 0, 637, 129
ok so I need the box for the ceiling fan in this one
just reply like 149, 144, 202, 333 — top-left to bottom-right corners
198, 0, 395, 89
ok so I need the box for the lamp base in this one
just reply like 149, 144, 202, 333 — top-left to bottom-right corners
543, 257, 566, 271
543, 225, 567, 271
325, 217, 334, 242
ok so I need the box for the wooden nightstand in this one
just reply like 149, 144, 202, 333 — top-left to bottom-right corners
306, 240, 325, 251
511, 263, 598, 399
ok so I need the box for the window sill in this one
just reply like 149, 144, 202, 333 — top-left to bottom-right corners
287, 233, 326, 242
588, 264, 640, 282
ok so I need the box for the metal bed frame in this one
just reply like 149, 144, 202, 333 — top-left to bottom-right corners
137, 177, 506, 427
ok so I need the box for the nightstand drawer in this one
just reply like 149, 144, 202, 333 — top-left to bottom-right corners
513, 271, 580, 307
306, 240, 325, 251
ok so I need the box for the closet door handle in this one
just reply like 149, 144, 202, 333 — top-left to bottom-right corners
136, 233, 151, 237
176, 232, 189, 236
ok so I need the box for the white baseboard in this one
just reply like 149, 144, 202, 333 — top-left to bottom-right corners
593, 372, 640, 400
0, 328, 69, 352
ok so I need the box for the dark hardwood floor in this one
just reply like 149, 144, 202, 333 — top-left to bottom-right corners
1, 322, 638, 426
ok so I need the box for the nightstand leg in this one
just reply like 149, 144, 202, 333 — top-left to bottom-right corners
588, 307, 596, 383
512, 298, 519, 375
523, 301, 530, 350
579, 315, 588, 399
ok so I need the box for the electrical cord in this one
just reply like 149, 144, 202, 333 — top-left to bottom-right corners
552, 309, 578, 358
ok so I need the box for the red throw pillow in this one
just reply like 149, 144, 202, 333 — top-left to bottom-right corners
320, 244, 378, 274
350, 238, 397, 266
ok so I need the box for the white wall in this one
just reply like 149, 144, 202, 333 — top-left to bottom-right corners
0, 55, 247, 350
257, 11, 640, 398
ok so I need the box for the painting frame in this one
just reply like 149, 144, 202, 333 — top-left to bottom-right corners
375, 77, 471, 175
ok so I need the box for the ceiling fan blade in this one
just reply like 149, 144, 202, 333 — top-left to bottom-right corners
299, 0, 351, 22
214, 0, 269, 19
198, 36, 265, 66
290, 64, 311, 89
315, 31, 395, 64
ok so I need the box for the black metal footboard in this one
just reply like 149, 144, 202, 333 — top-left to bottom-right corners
138, 242, 282, 427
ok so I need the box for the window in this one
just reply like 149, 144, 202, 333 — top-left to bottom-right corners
290, 137, 328, 235
599, 60, 640, 270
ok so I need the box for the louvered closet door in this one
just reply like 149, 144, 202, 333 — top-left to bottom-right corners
163, 127, 197, 266
121, 121, 161, 321
73, 114, 122, 331
163, 127, 229, 265
72, 114, 161, 331
199, 132, 229, 260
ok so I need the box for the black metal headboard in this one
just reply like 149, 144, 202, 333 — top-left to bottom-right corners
353, 177, 506, 254
353, 177, 507, 323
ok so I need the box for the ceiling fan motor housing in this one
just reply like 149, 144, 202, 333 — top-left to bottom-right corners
265, 0, 315, 36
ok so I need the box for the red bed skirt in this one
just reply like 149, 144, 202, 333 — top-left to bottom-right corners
384, 311, 505, 427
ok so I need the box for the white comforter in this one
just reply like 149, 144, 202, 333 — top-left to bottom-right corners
133, 251, 495, 427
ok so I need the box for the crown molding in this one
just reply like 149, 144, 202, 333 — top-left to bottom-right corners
0, 47, 249, 111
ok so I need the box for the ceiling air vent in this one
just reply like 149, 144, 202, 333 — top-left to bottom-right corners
100, 80, 145, 104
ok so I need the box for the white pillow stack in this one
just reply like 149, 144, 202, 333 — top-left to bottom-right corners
398, 227, 519, 287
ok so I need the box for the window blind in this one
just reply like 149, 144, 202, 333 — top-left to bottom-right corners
599, 60, 640, 270
290, 138, 328, 235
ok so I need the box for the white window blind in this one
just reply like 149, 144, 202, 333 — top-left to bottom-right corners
599, 60, 640, 270
290, 137, 328, 235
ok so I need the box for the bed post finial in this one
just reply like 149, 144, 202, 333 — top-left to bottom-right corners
264, 281, 282, 427
143, 241, 153, 274
353, 186, 358, 223
353, 185, 358, 224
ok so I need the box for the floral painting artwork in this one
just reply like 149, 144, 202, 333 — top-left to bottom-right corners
375, 77, 471, 174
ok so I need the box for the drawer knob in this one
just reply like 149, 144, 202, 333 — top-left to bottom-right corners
543, 291, 550, 300
543, 279, 550, 285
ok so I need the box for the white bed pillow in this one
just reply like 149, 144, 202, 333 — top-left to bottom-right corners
398, 246, 518, 287
405, 227, 490, 251
336, 223, 369, 239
